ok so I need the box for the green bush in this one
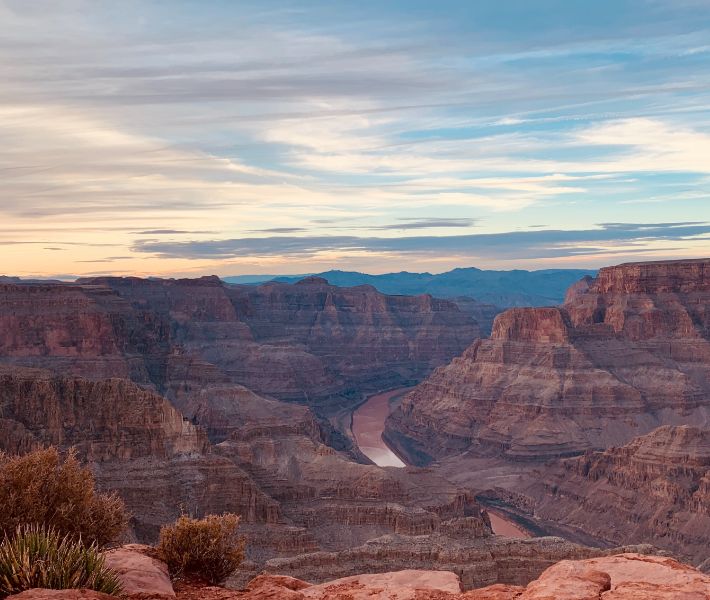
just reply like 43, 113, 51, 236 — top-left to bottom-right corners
0, 447, 128, 548
158, 514, 244, 585
0, 525, 123, 598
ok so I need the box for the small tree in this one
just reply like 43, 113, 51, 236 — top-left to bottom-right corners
157, 514, 244, 585
0, 447, 128, 548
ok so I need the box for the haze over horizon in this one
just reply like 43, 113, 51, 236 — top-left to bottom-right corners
2, 0, 710, 278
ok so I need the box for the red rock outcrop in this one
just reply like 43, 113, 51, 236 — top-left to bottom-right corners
12, 554, 709, 599
514, 553, 710, 599
386, 259, 710, 463
222, 553, 707, 599
522, 425, 710, 564
262, 533, 659, 591
103, 545, 175, 599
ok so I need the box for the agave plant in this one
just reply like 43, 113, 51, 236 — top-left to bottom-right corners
0, 525, 123, 598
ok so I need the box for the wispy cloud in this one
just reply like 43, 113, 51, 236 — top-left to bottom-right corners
1, 1, 710, 275
132, 222, 710, 261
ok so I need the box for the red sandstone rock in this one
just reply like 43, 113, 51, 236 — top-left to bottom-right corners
175, 554, 709, 599
518, 553, 710, 599
300, 569, 462, 599
103, 544, 175, 598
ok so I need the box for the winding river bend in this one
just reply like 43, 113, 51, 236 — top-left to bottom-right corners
352, 387, 531, 539
351, 387, 409, 467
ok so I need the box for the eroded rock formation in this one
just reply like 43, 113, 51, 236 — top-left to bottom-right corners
232, 553, 708, 599
0, 276, 480, 438
0, 366, 493, 571
386, 259, 710, 463
0, 367, 281, 541
523, 425, 710, 564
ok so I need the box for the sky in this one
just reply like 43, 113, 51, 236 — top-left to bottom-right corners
2, 0, 710, 278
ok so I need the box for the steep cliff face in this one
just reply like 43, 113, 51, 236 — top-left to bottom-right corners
224, 278, 481, 402
385, 259, 710, 463
0, 276, 496, 564
525, 425, 710, 564
0, 276, 480, 444
0, 367, 281, 541
0, 364, 496, 567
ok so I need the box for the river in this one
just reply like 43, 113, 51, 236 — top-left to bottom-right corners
351, 387, 532, 539
351, 387, 409, 467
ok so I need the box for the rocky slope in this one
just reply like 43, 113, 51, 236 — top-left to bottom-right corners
251, 554, 710, 599
0, 366, 281, 542
386, 259, 710, 463
262, 534, 659, 591
522, 425, 710, 564
0, 365, 494, 570
0, 275, 497, 567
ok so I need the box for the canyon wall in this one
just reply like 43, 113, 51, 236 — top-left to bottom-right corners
0, 367, 280, 542
524, 425, 710, 564
386, 259, 710, 463
0, 276, 479, 415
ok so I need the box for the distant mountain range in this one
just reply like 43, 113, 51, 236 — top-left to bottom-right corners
222, 267, 597, 307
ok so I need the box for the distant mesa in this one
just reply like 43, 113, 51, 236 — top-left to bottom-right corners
222, 266, 596, 308
295, 276, 329, 285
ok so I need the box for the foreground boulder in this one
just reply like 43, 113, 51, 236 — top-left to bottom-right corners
231, 554, 709, 599
8, 553, 709, 599
300, 570, 462, 599
103, 545, 175, 598
512, 553, 710, 599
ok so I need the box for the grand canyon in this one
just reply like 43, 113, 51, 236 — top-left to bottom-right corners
4, 3, 710, 596
1, 258, 709, 597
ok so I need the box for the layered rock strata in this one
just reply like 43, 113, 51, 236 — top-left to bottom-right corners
0, 366, 493, 569
0, 367, 280, 542
262, 534, 660, 591
524, 425, 710, 564
9, 553, 709, 599
0, 276, 480, 442
386, 259, 710, 463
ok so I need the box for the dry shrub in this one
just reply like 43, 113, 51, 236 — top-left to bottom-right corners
0, 524, 123, 598
0, 447, 128, 548
157, 514, 244, 585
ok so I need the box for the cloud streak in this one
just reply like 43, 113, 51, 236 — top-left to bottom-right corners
1, 1, 710, 275
132, 222, 710, 261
